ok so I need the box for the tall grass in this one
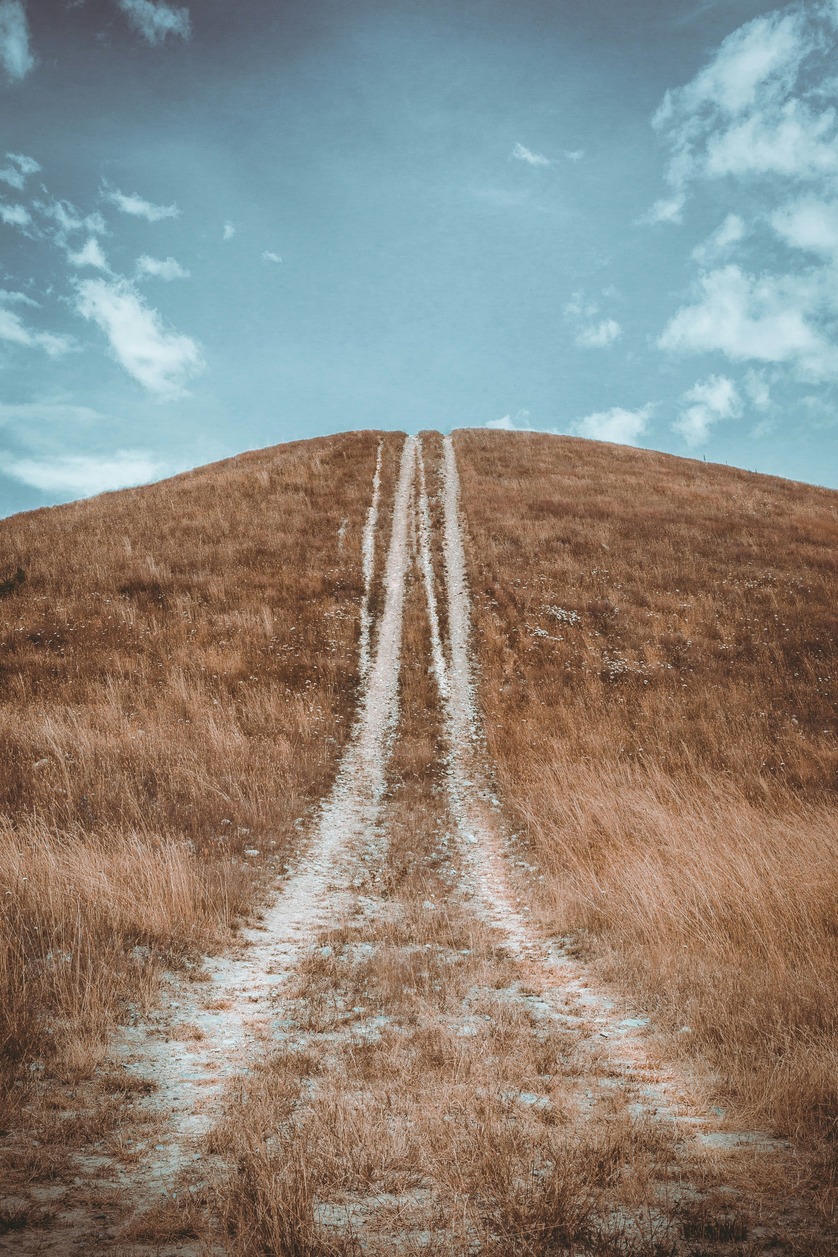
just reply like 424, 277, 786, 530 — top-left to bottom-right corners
0, 432, 401, 1095
454, 429, 838, 1154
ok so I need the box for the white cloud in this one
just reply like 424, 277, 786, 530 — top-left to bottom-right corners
650, 7, 838, 401
68, 237, 110, 270
657, 11, 807, 125
564, 292, 622, 349
692, 213, 746, 264
0, 151, 40, 189
0, 306, 72, 357
744, 367, 771, 410
674, 374, 741, 446
704, 99, 838, 182
511, 142, 551, 168
36, 198, 106, 239
135, 254, 189, 281
105, 186, 179, 222
0, 0, 34, 81
658, 263, 838, 381
75, 277, 204, 396
563, 149, 584, 162
0, 288, 37, 306
222, 221, 236, 241
0, 201, 30, 226
261, 250, 282, 264
486, 409, 535, 431
571, 404, 654, 446
770, 197, 838, 261
576, 318, 622, 349
5, 449, 167, 496
0, 400, 105, 429
115, 0, 190, 45
644, 194, 686, 225
650, 7, 838, 210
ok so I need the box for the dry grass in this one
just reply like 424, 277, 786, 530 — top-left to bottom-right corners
0, 432, 401, 1100
194, 496, 795, 1256
454, 430, 838, 1160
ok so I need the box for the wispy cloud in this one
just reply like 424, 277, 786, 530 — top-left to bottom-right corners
486, 409, 538, 432
105, 185, 179, 222
0, 305, 72, 357
658, 263, 838, 382
770, 197, 838, 263
651, 9, 821, 209
564, 292, 622, 349
261, 250, 282, 264
223, 221, 236, 241
650, 4, 838, 402
5, 449, 167, 496
35, 197, 107, 240
0, 0, 34, 82
571, 404, 654, 446
115, 0, 191, 46
691, 213, 746, 264
0, 151, 40, 189
674, 374, 741, 446
75, 277, 204, 397
68, 237, 110, 271
575, 317, 621, 349
511, 142, 551, 168
135, 254, 189, 281
0, 288, 36, 307
0, 201, 30, 226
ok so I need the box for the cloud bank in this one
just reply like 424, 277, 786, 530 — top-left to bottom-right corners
651, 2, 838, 393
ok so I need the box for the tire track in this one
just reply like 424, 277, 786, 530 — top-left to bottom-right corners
358, 439, 383, 679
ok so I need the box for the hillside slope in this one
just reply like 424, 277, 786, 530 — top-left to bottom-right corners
0, 431, 400, 1092
456, 429, 838, 1156
0, 428, 835, 1253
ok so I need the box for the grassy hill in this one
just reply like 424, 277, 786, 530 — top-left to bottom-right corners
457, 429, 838, 1165
0, 432, 399, 1086
1, 427, 836, 1249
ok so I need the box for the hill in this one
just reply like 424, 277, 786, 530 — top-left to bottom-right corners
456, 430, 838, 1139
0, 429, 835, 1253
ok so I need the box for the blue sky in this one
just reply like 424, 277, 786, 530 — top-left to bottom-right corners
1, 0, 837, 514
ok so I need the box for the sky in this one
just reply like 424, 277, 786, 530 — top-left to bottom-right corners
1, 0, 838, 515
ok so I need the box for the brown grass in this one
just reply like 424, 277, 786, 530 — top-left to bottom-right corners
0, 432, 401, 1098
454, 429, 838, 1160
195, 477, 801, 1256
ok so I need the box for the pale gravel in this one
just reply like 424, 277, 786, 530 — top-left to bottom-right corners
358, 439, 383, 679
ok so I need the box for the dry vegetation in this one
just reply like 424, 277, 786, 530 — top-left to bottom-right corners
185, 513, 776, 1257
454, 429, 838, 1194
0, 431, 400, 1118
1, 426, 836, 1252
